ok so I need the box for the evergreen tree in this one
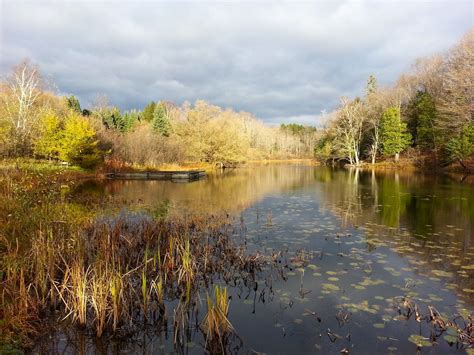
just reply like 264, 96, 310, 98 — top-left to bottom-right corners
380, 107, 412, 161
152, 103, 171, 136
66, 95, 82, 114
314, 134, 336, 161
445, 123, 474, 169
121, 109, 140, 132
142, 101, 156, 122
410, 91, 437, 149
102, 107, 125, 131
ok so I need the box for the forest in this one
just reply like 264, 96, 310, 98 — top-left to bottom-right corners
0, 68, 318, 169
315, 29, 473, 170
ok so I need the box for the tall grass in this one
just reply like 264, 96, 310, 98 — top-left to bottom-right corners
109, 272, 123, 331
90, 269, 108, 337
0, 171, 273, 351
202, 286, 234, 353
1, 212, 267, 348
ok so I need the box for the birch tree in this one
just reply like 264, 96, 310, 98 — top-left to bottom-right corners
334, 97, 365, 165
364, 75, 382, 164
1, 60, 42, 153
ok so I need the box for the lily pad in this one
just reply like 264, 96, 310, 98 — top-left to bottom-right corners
444, 334, 458, 343
431, 270, 453, 278
322, 283, 340, 292
408, 334, 432, 347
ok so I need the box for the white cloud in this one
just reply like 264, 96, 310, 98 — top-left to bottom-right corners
0, 0, 472, 124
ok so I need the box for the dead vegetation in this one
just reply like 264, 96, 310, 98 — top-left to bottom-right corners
0, 211, 278, 352
395, 296, 474, 349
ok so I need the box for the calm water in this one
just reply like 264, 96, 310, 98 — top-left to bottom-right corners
33, 165, 474, 354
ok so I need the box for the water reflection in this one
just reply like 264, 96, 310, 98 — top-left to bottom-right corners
73, 166, 474, 300
39, 165, 474, 354
74, 165, 320, 215
314, 167, 473, 240
76, 166, 474, 244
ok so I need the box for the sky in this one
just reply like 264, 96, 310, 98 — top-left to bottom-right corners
0, 1, 472, 126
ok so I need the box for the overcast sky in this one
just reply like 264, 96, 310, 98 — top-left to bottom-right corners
0, 1, 472, 125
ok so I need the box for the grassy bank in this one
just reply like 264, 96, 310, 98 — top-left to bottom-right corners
100, 159, 216, 173
0, 158, 98, 180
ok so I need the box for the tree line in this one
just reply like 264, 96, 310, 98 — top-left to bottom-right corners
315, 29, 473, 169
1, 29, 470, 170
0, 63, 318, 168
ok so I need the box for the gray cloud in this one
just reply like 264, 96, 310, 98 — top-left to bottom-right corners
0, 0, 472, 125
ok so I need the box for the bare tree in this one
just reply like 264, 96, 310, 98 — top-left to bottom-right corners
334, 97, 365, 165
1, 60, 43, 151
412, 55, 444, 100
392, 74, 416, 110
366, 108, 380, 164
437, 29, 474, 136
364, 75, 382, 164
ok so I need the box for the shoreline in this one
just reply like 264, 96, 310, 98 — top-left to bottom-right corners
1, 157, 472, 181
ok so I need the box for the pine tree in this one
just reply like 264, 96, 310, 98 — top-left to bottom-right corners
380, 107, 412, 161
445, 123, 474, 169
412, 91, 437, 149
66, 95, 82, 114
152, 103, 171, 136
142, 101, 156, 122
102, 107, 125, 131
121, 109, 140, 132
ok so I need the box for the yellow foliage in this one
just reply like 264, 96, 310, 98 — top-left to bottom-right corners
34, 110, 102, 168
34, 109, 62, 159
58, 112, 102, 168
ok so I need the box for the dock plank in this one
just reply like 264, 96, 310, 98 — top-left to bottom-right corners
106, 170, 206, 181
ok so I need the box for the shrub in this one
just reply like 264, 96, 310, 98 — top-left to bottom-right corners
58, 112, 102, 168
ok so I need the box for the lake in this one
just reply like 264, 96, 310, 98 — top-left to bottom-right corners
32, 165, 474, 354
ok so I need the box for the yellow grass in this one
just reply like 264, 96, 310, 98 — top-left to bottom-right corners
202, 286, 233, 350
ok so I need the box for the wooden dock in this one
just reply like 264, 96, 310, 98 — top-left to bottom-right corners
106, 170, 206, 181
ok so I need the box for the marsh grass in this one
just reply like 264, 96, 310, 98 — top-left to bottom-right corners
0, 238, 40, 348
109, 272, 123, 331
1, 170, 271, 351
202, 286, 234, 352
90, 269, 109, 337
